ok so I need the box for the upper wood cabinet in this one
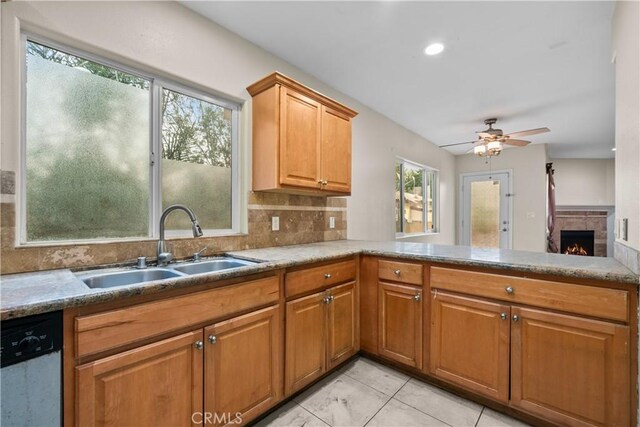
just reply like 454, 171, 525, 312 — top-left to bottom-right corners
247, 72, 357, 196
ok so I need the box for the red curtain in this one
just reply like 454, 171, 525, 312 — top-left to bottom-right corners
546, 163, 559, 253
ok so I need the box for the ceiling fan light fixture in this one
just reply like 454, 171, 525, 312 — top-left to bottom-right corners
487, 140, 502, 156
474, 145, 487, 156
424, 43, 444, 56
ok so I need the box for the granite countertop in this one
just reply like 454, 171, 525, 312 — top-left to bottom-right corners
1, 240, 638, 320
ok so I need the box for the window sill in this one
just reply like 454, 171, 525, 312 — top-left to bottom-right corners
395, 231, 440, 240
15, 232, 249, 249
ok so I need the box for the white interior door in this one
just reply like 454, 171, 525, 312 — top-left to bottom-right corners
461, 172, 511, 249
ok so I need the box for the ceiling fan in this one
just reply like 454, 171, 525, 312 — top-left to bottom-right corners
441, 118, 550, 157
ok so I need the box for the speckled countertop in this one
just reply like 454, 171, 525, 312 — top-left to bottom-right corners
1, 240, 638, 320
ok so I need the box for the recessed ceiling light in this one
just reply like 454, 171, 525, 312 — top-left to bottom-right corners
612, 148, 616, 151
424, 43, 445, 56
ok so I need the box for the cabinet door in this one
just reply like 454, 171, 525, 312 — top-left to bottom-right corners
279, 87, 321, 189
430, 292, 510, 403
76, 330, 203, 427
327, 282, 357, 369
204, 305, 282, 426
320, 106, 351, 193
378, 282, 423, 368
285, 291, 326, 394
511, 307, 630, 427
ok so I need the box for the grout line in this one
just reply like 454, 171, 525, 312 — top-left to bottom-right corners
297, 403, 332, 427
363, 373, 414, 427
391, 378, 454, 426
475, 406, 486, 427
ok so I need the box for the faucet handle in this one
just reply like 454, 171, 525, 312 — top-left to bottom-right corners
193, 246, 208, 262
135, 257, 147, 269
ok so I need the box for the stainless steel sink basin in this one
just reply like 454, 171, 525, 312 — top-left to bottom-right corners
80, 268, 185, 289
172, 258, 256, 275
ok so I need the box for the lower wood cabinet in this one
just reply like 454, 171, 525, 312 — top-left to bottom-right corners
204, 305, 282, 425
429, 290, 631, 427
285, 281, 357, 395
378, 282, 423, 369
510, 307, 630, 427
76, 330, 204, 427
430, 292, 510, 403
76, 305, 281, 427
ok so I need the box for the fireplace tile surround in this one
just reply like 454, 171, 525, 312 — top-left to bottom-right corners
553, 210, 608, 257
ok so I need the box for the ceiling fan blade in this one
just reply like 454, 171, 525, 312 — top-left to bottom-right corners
440, 140, 478, 148
506, 127, 550, 138
503, 139, 530, 147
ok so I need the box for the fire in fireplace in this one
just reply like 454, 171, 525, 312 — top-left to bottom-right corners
560, 230, 595, 256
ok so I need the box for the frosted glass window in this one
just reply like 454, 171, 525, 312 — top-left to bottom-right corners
25, 41, 150, 242
470, 180, 500, 248
161, 89, 233, 231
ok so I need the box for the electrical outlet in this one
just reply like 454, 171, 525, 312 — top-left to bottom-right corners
271, 216, 279, 231
329, 217, 336, 229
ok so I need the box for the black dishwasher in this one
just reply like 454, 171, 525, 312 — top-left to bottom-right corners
1, 311, 62, 427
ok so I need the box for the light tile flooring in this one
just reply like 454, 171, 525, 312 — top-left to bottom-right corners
256, 358, 531, 427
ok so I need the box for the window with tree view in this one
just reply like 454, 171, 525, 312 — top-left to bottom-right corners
22, 38, 238, 243
395, 159, 438, 236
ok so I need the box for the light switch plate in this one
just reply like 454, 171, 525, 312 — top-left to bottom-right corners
271, 216, 279, 231
329, 217, 336, 229
621, 218, 628, 241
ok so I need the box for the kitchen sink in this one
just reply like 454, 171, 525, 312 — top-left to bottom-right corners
172, 258, 257, 275
80, 268, 186, 289
77, 257, 258, 288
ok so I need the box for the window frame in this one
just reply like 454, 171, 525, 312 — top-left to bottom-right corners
18, 32, 241, 246
395, 157, 439, 238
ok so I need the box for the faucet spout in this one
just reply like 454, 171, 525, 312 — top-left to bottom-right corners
157, 205, 203, 266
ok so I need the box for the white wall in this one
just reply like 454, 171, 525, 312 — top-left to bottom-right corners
455, 144, 548, 252
0, 1, 456, 245
612, 1, 640, 252
551, 159, 615, 206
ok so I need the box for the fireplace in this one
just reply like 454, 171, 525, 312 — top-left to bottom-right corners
560, 230, 595, 256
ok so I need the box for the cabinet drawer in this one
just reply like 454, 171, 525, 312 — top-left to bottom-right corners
431, 267, 628, 322
75, 276, 279, 358
285, 259, 356, 298
378, 260, 423, 286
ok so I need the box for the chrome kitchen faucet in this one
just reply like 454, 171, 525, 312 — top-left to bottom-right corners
157, 205, 203, 266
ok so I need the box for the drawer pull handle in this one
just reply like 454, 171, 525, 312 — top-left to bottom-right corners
413, 293, 422, 302
194, 340, 204, 350
505, 286, 514, 294
500, 313, 508, 320
324, 273, 332, 279
512, 315, 520, 323
394, 269, 401, 276
208, 335, 217, 344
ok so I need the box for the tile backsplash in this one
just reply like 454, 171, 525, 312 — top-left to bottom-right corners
0, 170, 347, 274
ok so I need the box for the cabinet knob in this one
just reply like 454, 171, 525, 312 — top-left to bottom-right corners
324, 273, 332, 279
505, 286, 514, 294
394, 269, 401, 276
208, 335, 217, 344
194, 340, 204, 350
323, 296, 331, 304
512, 315, 520, 323
413, 292, 422, 302
500, 313, 508, 320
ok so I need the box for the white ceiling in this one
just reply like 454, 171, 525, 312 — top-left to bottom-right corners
183, 1, 616, 158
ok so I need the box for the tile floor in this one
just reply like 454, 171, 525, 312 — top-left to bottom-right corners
256, 358, 531, 427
